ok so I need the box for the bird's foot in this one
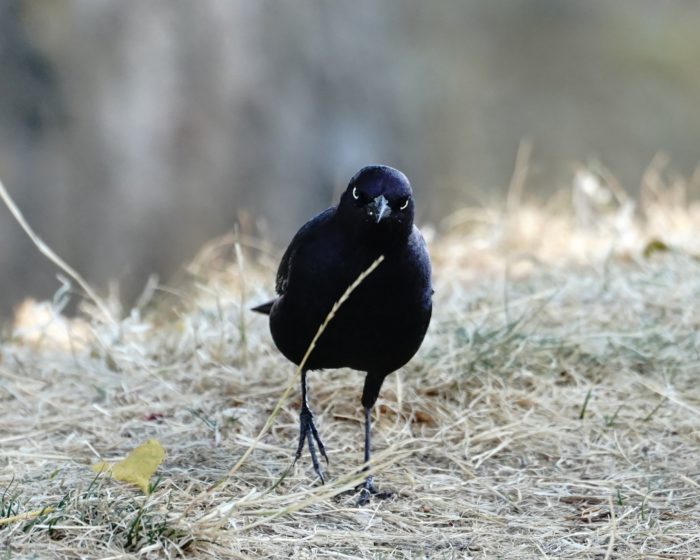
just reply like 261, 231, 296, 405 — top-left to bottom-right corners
293, 405, 329, 483
356, 475, 392, 506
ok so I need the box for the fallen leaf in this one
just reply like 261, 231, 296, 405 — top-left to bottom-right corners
413, 411, 435, 424
92, 439, 165, 494
513, 397, 535, 409
643, 239, 669, 258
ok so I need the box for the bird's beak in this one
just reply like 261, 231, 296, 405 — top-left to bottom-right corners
368, 195, 391, 223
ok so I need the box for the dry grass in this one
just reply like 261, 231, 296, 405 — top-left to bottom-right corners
2, 168, 700, 559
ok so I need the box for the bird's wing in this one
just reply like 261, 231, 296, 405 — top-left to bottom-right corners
275, 207, 335, 295
411, 225, 434, 295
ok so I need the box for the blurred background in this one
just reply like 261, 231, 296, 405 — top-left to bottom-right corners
1, 0, 699, 316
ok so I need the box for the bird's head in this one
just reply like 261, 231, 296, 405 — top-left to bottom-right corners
338, 165, 415, 241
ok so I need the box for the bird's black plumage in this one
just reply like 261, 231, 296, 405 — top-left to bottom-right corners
254, 165, 432, 503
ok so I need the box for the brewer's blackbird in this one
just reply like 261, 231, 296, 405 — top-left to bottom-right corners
253, 165, 432, 503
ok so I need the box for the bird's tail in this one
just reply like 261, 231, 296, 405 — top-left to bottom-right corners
251, 300, 275, 315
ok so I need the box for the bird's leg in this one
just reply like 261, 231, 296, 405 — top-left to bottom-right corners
293, 370, 329, 483
357, 372, 392, 505
357, 404, 379, 505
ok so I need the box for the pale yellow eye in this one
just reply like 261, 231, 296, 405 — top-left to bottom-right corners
399, 198, 409, 210
352, 187, 359, 200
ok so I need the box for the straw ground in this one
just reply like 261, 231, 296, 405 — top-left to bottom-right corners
2, 168, 700, 558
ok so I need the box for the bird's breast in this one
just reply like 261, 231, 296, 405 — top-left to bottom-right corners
270, 234, 431, 372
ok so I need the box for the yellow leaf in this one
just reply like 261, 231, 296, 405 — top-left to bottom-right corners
92, 439, 165, 494
643, 239, 669, 258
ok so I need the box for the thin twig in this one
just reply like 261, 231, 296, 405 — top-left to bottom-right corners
0, 177, 116, 325
0, 507, 54, 526
226, 254, 385, 480
183, 255, 385, 515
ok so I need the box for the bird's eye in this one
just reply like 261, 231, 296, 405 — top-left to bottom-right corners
352, 187, 360, 200
399, 198, 409, 210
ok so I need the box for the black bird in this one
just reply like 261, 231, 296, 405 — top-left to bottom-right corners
253, 165, 432, 503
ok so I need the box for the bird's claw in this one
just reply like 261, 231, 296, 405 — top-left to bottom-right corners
355, 475, 392, 506
293, 405, 329, 482
356, 479, 375, 506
